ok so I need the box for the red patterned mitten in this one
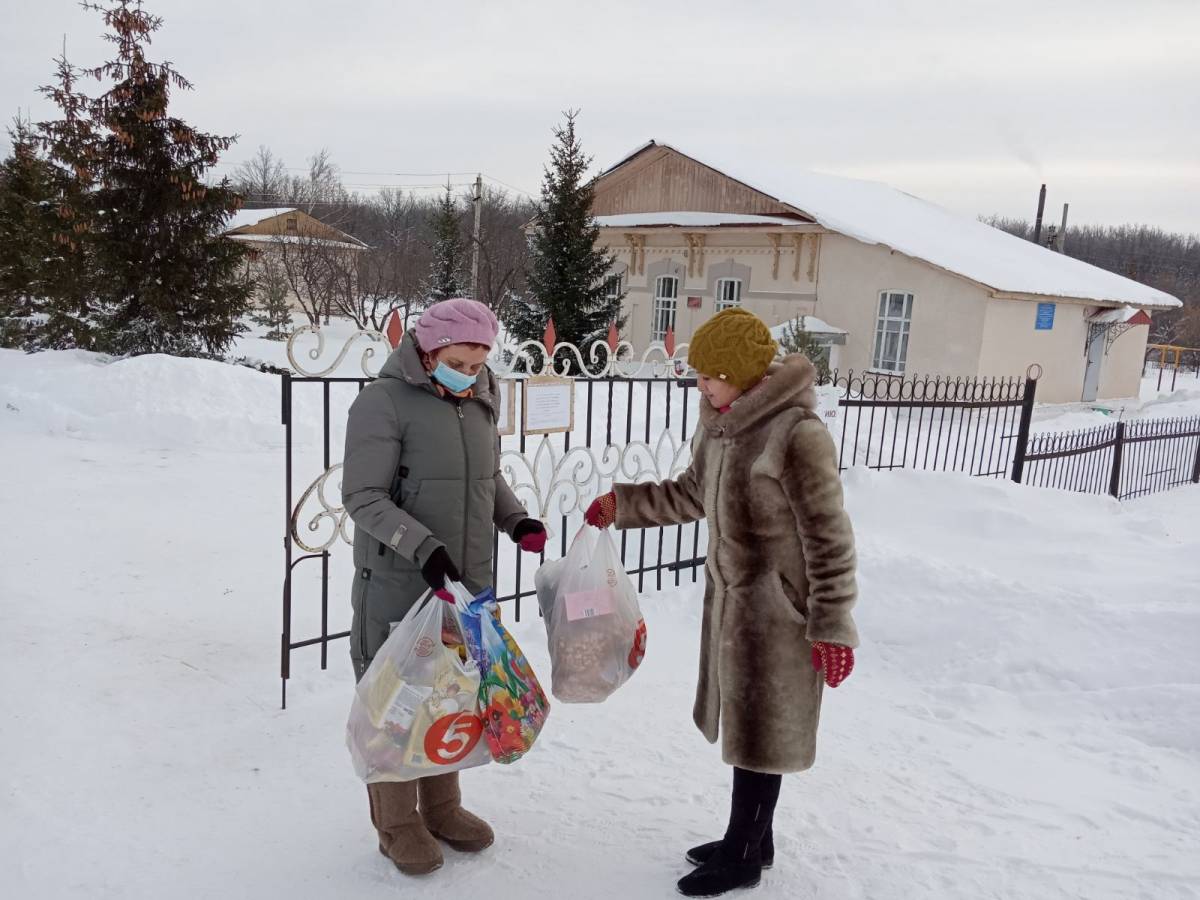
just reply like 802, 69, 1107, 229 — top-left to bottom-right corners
811, 641, 855, 688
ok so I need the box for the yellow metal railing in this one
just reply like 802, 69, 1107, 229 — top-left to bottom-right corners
1148, 343, 1200, 368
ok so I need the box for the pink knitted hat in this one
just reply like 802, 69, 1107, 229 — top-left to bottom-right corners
413, 298, 499, 350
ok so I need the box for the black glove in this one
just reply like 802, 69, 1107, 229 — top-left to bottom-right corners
420, 546, 461, 592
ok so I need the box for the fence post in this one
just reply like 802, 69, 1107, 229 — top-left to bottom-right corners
1109, 420, 1127, 498
1191, 433, 1200, 484
281, 370, 293, 710
1010, 376, 1039, 483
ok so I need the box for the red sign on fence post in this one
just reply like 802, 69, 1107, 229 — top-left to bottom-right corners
385, 310, 404, 349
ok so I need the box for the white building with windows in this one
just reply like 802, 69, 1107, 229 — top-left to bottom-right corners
591, 142, 1180, 403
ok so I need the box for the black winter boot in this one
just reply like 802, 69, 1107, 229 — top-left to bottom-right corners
677, 768, 781, 898
685, 825, 774, 869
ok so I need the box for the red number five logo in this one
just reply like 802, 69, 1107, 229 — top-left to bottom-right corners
425, 713, 484, 765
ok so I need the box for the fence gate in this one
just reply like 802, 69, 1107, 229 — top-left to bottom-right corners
279, 328, 709, 707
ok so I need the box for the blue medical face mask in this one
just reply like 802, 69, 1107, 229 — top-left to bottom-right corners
432, 361, 477, 394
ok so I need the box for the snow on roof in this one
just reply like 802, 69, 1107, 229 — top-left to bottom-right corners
769, 315, 847, 338
595, 212, 809, 228
603, 142, 1181, 310
227, 233, 369, 251
224, 207, 297, 232
1088, 305, 1153, 326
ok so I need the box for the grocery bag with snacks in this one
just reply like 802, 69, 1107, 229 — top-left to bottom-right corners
453, 582, 550, 765
534, 526, 647, 703
347, 588, 490, 783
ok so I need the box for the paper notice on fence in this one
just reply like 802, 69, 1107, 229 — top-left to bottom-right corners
523, 377, 574, 435
496, 379, 516, 436
815, 384, 842, 433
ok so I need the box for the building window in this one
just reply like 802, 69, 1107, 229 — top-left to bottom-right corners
286, 217, 298, 232
603, 273, 623, 301
715, 278, 742, 312
872, 291, 914, 374
652, 275, 678, 342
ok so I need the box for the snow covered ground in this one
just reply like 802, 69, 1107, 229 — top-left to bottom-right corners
2, 339, 1199, 900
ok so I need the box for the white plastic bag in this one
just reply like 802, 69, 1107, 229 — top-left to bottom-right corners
535, 527, 647, 703
347, 589, 491, 783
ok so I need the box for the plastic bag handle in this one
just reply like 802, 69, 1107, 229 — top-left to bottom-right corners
567, 523, 598, 557
442, 580, 478, 614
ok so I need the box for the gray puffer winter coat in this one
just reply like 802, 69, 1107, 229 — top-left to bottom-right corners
341, 332, 528, 677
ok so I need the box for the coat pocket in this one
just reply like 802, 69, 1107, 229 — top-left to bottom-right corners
767, 570, 808, 627
404, 478, 459, 534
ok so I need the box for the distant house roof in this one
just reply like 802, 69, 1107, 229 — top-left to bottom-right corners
595, 212, 809, 229
226, 233, 368, 251
222, 206, 369, 250
602, 142, 1181, 311
224, 207, 298, 232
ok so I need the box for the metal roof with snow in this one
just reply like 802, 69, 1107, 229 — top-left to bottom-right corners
223, 207, 297, 233
595, 212, 810, 228
602, 142, 1181, 311
222, 207, 369, 249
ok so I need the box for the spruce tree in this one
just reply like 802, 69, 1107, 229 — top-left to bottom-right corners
0, 119, 60, 347
249, 260, 293, 340
777, 315, 832, 382
513, 111, 622, 368
67, 0, 251, 356
26, 53, 102, 351
425, 185, 465, 304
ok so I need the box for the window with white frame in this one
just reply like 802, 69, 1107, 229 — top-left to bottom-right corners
603, 272, 623, 301
871, 291, 914, 373
652, 275, 678, 342
715, 278, 742, 311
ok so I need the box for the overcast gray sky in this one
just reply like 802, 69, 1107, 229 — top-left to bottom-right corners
2, 0, 1197, 232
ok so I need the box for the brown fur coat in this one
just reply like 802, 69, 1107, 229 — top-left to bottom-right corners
613, 354, 858, 773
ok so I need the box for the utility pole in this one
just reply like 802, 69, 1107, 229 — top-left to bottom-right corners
470, 174, 483, 299
1033, 183, 1047, 245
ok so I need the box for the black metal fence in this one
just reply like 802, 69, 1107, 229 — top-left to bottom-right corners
831, 371, 1035, 478
1023, 416, 1200, 500
492, 374, 710, 616
278, 362, 1199, 705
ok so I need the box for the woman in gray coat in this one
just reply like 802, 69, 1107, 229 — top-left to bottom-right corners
341, 298, 545, 876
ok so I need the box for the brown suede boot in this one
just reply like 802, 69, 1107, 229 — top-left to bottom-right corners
418, 772, 495, 852
367, 781, 444, 875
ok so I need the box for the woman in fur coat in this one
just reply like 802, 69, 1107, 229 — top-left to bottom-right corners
586, 308, 859, 897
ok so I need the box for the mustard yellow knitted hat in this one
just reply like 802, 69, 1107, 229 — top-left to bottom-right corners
688, 308, 778, 389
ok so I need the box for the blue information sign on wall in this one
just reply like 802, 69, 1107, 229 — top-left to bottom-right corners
1035, 303, 1056, 330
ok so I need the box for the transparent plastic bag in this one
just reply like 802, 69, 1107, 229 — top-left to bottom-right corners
347, 589, 490, 783
535, 527, 647, 703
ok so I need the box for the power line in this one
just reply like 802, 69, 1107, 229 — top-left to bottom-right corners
481, 174, 536, 199
213, 160, 478, 178
230, 184, 475, 199
214, 157, 537, 198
